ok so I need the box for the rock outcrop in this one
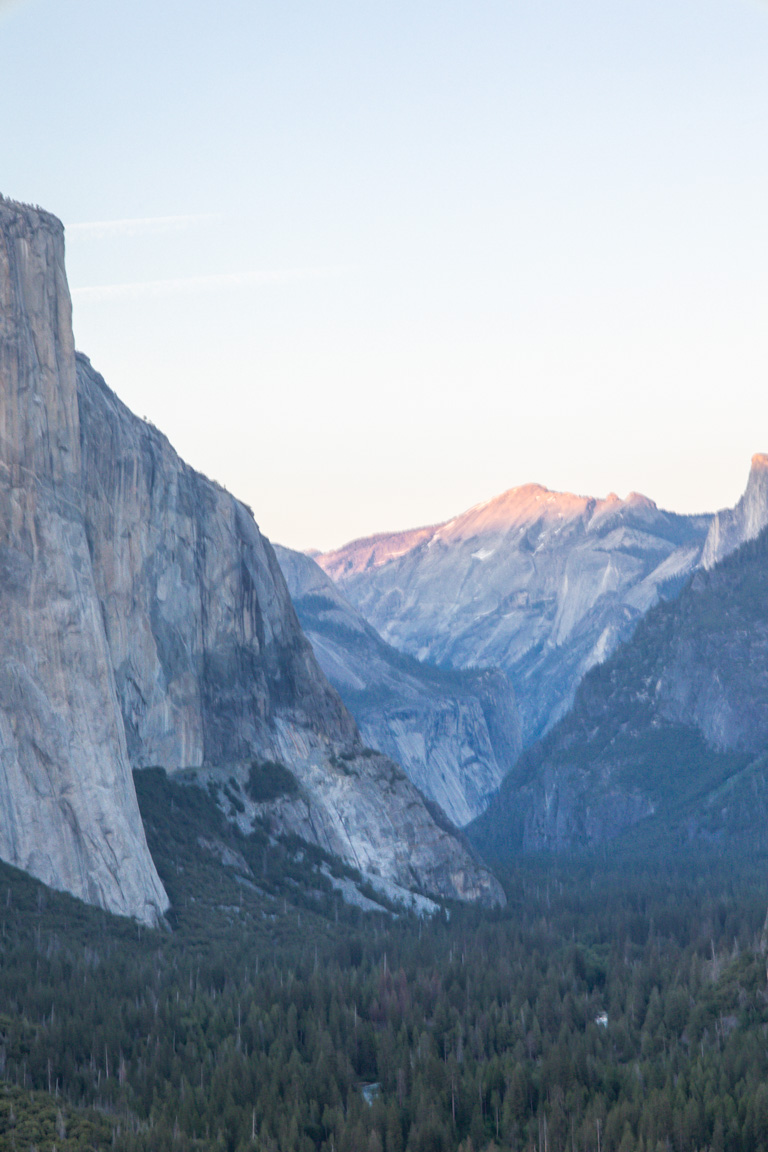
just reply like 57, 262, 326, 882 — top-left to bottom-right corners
0, 195, 503, 915
701, 454, 768, 569
0, 197, 168, 924
275, 544, 521, 826
318, 486, 711, 745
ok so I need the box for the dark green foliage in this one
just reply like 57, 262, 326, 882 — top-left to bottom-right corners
0, 1085, 113, 1150
245, 759, 299, 803
136, 767, 373, 931
1, 772, 768, 1152
328, 753, 359, 776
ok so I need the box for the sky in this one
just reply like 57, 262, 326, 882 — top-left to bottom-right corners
1, 0, 767, 550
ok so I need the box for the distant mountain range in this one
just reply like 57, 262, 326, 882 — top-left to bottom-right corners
316, 461, 768, 748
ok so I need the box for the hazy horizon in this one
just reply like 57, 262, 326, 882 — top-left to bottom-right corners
2, 0, 767, 550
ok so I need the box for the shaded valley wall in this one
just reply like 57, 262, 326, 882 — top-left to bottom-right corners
275, 543, 521, 826
470, 526, 768, 862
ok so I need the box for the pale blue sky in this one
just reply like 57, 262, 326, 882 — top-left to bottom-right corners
2, 0, 767, 548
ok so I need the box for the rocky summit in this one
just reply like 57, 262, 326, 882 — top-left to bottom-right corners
0, 195, 504, 919
275, 544, 521, 827
318, 486, 712, 745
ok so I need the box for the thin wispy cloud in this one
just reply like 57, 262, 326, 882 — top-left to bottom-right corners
72, 267, 348, 301
67, 214, 219, 239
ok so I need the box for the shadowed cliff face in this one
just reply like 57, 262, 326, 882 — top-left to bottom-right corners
318, 487, 711, 745
470, 527, 768, 862
0, 195, 504, 915
0, 198, 169, 925
275, 544, 521, 827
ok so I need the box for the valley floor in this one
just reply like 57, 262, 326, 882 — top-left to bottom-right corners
0, 772, 767, 1152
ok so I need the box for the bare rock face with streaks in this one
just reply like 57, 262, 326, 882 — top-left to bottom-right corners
77, 355, 356, 776
0, 197, 168, 925
701, 455, 768, 570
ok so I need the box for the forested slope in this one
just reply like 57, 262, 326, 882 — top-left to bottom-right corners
1, 770, 768, 1151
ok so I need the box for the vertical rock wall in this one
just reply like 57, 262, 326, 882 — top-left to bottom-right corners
701, 454, 768, 569
0, 199, 168, 924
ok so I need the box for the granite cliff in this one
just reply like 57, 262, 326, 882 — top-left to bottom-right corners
318, 486, 711, 745
0, 195, 503, 917
0, 197, 168, 924
701, 454, 768, 569
275, 544, 521, 826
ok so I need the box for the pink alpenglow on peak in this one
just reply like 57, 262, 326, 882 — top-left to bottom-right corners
318, 484, 665, 583
317, 480, 712, 745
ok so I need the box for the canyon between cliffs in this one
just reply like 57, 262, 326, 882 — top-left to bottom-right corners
0, 194, 503, 922
3, 189, 766, 924
275, 543, 521, 828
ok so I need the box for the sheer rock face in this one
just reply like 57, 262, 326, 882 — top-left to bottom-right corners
274, 544, 520, 827
318, 487, 711, 745
77, 357, 356, 774
701, 455, 768, 570
0, 196, 503, 914
0, 198, 168, 924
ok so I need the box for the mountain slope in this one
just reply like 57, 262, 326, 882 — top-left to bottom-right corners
76, 355, 503, 908
318, 486, 710, 744
275, 544, 521, 826
469, 525, 768, 861
0, 194, 503, 917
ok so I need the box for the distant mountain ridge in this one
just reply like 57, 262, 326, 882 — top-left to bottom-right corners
275, 544, 521, 826
317, 483, 717, 745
